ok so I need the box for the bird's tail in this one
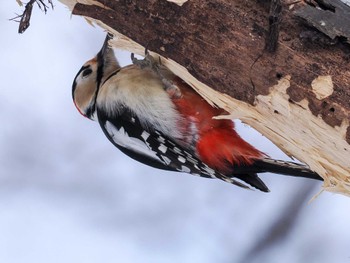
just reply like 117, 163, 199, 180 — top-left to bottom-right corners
232, 158, 323, 192
253, 158, 322, 180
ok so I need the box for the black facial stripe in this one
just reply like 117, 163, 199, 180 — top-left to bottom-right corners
85, 104, 95, 119
102, 69, 121, 86
86, 60, 104, 119
86, 68, 121, 119
96, 52, 105, 89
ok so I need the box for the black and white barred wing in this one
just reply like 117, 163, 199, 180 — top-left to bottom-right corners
97, 110, 251, 190
97, 109, 174, 171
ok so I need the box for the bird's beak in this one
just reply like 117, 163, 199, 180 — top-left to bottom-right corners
99, 33, 113, 59
97, 33, 113, 65
96, 33, 119, 85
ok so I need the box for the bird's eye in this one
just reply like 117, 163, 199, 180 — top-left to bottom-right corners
82, 68, 93, 77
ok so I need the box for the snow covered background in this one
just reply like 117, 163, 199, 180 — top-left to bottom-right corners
1, 1, 350, 263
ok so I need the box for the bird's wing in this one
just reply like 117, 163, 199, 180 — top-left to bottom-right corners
97, 107, 251, 190
97, 107, 173, 171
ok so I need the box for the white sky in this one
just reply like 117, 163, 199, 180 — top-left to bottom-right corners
1, 1, 350, 263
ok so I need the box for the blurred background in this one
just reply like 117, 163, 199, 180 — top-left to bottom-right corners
1, 1, 350, 263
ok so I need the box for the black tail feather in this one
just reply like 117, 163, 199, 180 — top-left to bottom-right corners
234, 173, 270, 192
231, 158, 323, 192
253, 159, 323, 181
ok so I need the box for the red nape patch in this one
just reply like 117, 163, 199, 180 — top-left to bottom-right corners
197, 128, 266, 174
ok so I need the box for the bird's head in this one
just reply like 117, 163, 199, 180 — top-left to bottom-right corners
72, 33, 119, 120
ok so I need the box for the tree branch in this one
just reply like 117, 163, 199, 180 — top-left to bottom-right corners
11, 0, 53, 33
59, 0, 350, 195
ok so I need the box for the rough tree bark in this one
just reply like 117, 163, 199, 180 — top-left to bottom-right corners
59, 0, 350, 196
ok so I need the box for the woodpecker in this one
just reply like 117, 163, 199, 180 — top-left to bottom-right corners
72, 34, 322, 192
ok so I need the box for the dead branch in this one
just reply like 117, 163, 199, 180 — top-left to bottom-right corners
11, 0, 54, 33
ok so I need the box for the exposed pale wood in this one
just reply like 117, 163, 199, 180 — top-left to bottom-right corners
311, 75, 334, 100
166, 0, 188, 6
59, 0, 350, 196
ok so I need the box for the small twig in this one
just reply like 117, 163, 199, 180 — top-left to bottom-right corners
37, 0, 54, 13
10, 0, 54, 34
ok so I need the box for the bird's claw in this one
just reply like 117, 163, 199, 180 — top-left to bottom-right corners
131, 49, 181, 99
131, 49, 160, 71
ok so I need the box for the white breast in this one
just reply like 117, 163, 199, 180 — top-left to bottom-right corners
96, 65, 186, 140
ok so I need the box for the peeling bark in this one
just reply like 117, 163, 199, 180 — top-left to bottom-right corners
59, 0, 350, 195
70, 0, 350, 132
295, 0, 350, 43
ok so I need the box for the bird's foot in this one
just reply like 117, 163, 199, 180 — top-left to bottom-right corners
161, 78, 182, 99
131, 49, 182, 99
131, 49, 160, 71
